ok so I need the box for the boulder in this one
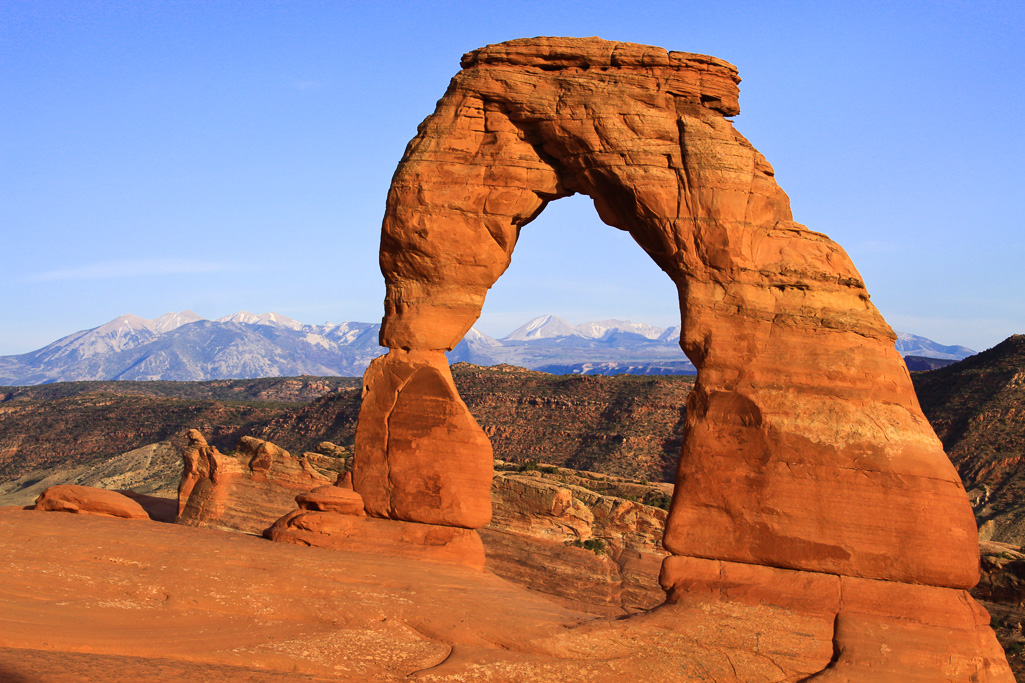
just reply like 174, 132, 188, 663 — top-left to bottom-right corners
33, 485, 149, 520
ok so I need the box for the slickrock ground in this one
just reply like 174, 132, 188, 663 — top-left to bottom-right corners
0, 507, 854, 682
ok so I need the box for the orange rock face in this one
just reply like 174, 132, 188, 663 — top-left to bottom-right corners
357, 36, 1008, 677
176, 430, 334, 534
353, 349, 493, 529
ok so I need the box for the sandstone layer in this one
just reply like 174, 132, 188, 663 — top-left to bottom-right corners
356, 35, 1006, 677
176, 430, 336, 533
264, 484, 487, 570
483, 466, 669, 614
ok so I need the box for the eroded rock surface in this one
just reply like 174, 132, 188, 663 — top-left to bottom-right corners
176, 430, 337, 533
483, 466, 669, 614
4, 508, 1001, 682
356, 36, 1007, 678
353, 350, 492, 529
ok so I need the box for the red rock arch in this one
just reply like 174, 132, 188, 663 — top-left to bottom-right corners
357, 36, 978, 590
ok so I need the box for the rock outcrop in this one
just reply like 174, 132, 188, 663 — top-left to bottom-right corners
483, 465, 669, 614
351, 36, 1009, 678
32, 484, 149, 520
976, 541, 1025, 676
264, 485, 487, 570
175, 430, 337, 533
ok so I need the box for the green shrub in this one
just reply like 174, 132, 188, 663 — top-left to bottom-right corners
570, 538, 606, 555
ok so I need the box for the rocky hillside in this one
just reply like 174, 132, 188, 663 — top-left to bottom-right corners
0, 365, 693, 505
451, 365, 690, 480
0, 376, 360, 489
912, 334, 1025, 545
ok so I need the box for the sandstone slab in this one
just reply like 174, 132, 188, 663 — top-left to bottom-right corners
8, 508, 1004, 681
659, 555, 1011, 681
32, 484, 149, 520
266, 510, 486, 571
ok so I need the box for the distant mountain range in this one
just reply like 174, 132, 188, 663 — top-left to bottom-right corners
0, 311, 977, 385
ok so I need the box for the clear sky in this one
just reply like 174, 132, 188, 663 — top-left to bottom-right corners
2, 1, 1022, 355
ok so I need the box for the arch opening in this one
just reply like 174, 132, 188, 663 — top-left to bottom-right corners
469, 193, 682, 339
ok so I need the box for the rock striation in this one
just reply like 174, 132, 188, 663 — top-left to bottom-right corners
483, 465, 669, 614
175, 430, 337, 533
352, 36, 1009, 678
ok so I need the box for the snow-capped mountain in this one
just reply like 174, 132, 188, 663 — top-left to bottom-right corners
0, 312, 976, 385
503, 315, 581, 341
0, 312, 383, 385
894, 332, 974, 361
152, 310, 205, 333
503, 315, 669, 342
216, 311, 305, 331
447, 315, 692, 373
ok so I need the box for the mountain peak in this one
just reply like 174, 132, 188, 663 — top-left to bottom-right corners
93, 313, 153, 335
216, 312, 304, 331
894, 332, 975, 360
503, 315, 577, 341
152, 310, 205, 333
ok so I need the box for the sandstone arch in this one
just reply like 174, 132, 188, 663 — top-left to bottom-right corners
360, 35, 976, 583
340, 37, 1008, 678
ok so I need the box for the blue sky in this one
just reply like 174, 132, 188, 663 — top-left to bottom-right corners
2, 1, 1023, 355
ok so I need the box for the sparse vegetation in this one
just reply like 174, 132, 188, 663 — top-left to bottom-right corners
569, 538, 606, 555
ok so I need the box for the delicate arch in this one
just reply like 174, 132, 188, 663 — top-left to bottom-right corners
355, 37, 978, 591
